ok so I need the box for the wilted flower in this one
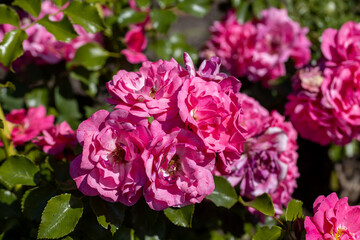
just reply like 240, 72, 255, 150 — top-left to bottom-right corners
6, 106, 54, 146
305, 192, 360, 240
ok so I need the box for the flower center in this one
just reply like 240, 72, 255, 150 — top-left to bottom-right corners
160, 154, 181, 184
334, 226, 355, 240
112, 147, 126, 164
149, 87, 156, 98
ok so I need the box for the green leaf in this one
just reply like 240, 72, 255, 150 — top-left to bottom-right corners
53, 0, 68, 7
252, 0, 266, 18
231, 0, 243, 8
328, 144, 343, 163
0, 29, 27, 69
157, 0, 176, 8
117, 8, 147, 27
239, 193, 275, 216
236, 1, 250, 23
285, 199, 304, 222
150, 9, 177, 33
0, 4, 20, 27
135, 0, 151, 8
72, 43, 109, 71
12, 0, 41, 17
21, 186, 56, 221
0, 155, 38, 189
90, 197, 126, 234
38, 194, 83, 239
25, 88, 49, 108
54, 86, 81, 128
0, 189, 17, 205
0, 119, 3, 129
206, 176, 238, 209
163, 205, 194, 228
177, 0, 211, 18
252, 226, 283, 240
64, 0, 105, 33
38, 15, 78, 42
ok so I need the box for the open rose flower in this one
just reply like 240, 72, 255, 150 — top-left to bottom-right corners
6, 106, 54, 146
70, 109, 151, 205
305, 192, 360, 240
226, 95, 299, 214
106, 58, 186, 122
322, 21, 360, 63
142, 121, 215, 210
33, 121, 77, 160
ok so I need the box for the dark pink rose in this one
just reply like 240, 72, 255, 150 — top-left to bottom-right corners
70, 109, 151, 205
142, 121, 215, 210
121, 26, 148, 64
6, 106, 54, 146
33, 121, 77, 160
305, 192, 360, 240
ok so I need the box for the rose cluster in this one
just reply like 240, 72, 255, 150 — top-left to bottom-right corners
285, 21, 360, 146
5, 105, 77, 160
70, 52, 299, 212
0, 0, 102, 68
203, 7, 311, 86
223, 94, 299, 214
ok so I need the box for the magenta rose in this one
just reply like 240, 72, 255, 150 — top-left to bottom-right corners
6, 106, 54, 146
106, 58, 186, 122
321, 21, 360, 63
305, 192, 360, 240
142, 121, 215, 210
33, 121, 77, 160
70, 109, 151, 205
121, 26, 148, 64
203, 7, 311, 86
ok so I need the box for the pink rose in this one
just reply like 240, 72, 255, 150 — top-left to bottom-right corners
6, 106, 54, 146
142, 121, 215, 210
305, 192, 360, 240
70, 109, 151, 205
106, 58, 186, 122
203, 8, 311, 86
121, 26, 148, 64
33, 121, 77, 160
321, 21, 360, 63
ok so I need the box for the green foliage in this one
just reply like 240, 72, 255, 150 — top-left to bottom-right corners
25, 88, 49, 108
12, 0, 41, 18
239, 193, 275, 216
206, 176, 238, 209
252, 226, 283, 240
117, 8, 147, 27
0, 5, 20, 27
72, 43, 110, 71
0, 29, 28, 69
54, 86, 81, 128
38, 194, 83, 239
64, 0, 105, 33
38, 15, 78, 42
177, 0, 211, 18
150, 9, 177, 34
0, 155, 38, 189
285, 199, 304, 221
163, 205, 194, 228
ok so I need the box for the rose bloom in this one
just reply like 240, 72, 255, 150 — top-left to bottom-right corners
70, 109, 151, 205
321, 21, 360, 63
226, 95, 299, 214
179, 53, 246, 174
142, 121, 215, 210
106, 58, 186, 123
121, 26, 148, 64
33, 121, 77, 160
305, 192, 360, 240
6, 106, 54, 146
203, 7, 311, 86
